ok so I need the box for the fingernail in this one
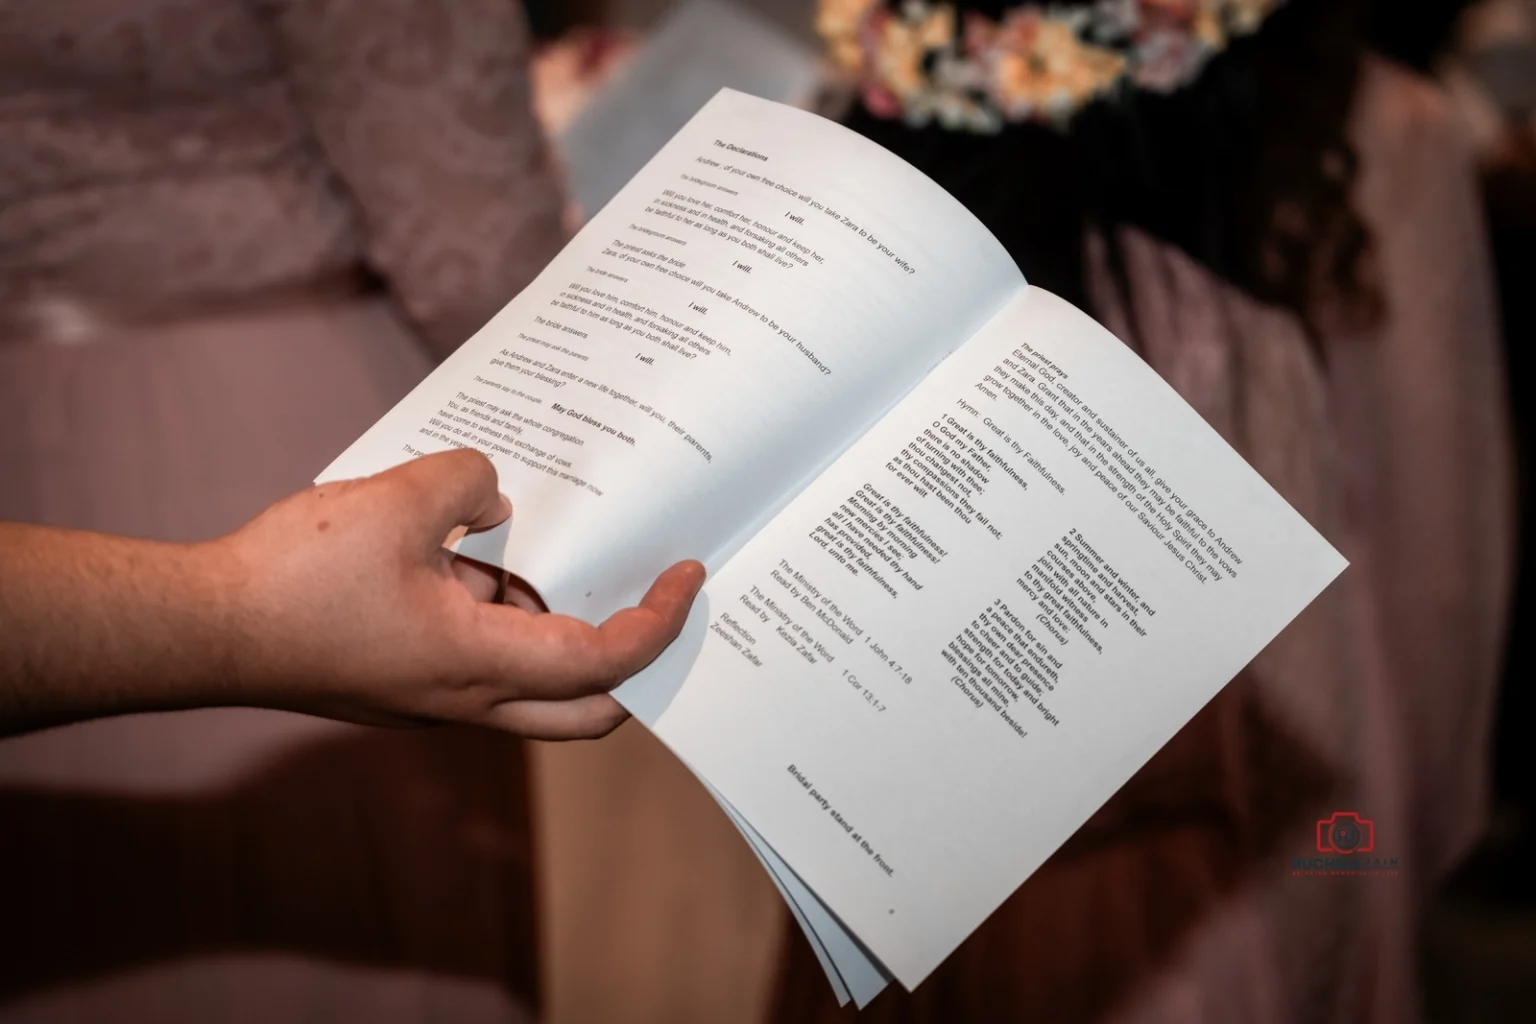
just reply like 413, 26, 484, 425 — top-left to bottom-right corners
497, 493, 513, 521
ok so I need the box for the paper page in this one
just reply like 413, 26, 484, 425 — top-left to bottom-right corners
317, 89, 1021, 621
716, 792, 890, 1007
749, 849, 853, 1007
619, 287, 1348, 988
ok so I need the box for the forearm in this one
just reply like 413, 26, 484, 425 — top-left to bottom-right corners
0, 450, 701, 742
0, 523, 248, 736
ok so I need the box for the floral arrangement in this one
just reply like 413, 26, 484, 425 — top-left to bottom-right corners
817, 0, 1287, 132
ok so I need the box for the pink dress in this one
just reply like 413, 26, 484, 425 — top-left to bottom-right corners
0, 1, 564, 1021
771, 56, 1514, 1024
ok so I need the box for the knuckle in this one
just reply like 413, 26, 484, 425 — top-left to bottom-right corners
449, 447, 497, 488
554, 620, 605, 670
386, 464, 436, 512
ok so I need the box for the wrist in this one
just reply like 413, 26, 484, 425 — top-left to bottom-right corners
159, 536, 267, 713
192, 530, 354, 721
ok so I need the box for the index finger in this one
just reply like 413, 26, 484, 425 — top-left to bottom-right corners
474, 560, 706, 701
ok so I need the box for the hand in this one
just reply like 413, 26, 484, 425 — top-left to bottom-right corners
217, 449, 703, 739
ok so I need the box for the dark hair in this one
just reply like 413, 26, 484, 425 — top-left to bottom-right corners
842, 0, 1380, 347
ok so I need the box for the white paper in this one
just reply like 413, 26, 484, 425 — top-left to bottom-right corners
621, 287, 1347, 988
721, 792, 891, 1008
318, 89, 1020, 623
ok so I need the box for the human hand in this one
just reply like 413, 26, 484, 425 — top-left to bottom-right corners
215, 449, 703, 739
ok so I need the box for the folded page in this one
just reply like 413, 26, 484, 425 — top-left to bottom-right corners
318, 89, 1020, 621
716, 789, 890, 1007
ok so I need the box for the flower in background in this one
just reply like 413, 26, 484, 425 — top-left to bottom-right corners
1130, 25, 1212, 92
860, 3, 1004, 132
988, 9, 1125, 122
815, 0, 1286, 131
1090, 0, 1143, 40
870, 2, 953, 101
1215, 0, 1278, 35
818, 0, 882, 73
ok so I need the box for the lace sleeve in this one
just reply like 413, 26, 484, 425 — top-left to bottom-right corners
257, 0, 568, 358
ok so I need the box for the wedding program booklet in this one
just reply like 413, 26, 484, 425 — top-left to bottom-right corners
319, 89, 1347, 1006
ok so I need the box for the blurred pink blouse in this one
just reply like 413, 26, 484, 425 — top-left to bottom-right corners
0, 2, 564, 1021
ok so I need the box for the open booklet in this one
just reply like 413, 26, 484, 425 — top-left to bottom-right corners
319, 89, 1347, 1006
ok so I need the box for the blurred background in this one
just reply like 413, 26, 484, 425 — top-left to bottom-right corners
1, 0, 1533, 1022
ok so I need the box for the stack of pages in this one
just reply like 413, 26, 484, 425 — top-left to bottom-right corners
320, 90, 1346, 1007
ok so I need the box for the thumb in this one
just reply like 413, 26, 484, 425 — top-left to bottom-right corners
381, 449, 511, 550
